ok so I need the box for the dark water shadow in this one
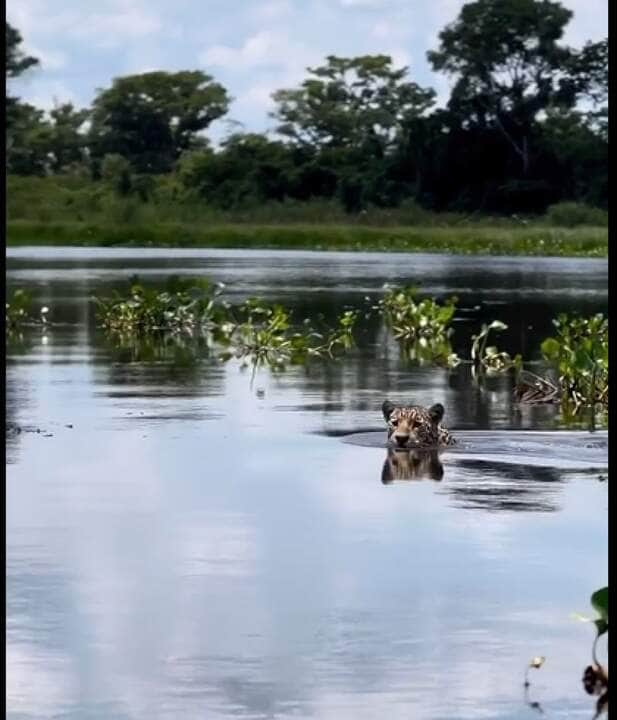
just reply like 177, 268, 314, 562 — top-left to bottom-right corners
376, 447, 569, 512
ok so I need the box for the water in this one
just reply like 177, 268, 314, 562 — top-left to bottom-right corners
6, 248, 608, 719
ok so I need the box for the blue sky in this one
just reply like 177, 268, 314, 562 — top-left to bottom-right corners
7, 0, 608, 142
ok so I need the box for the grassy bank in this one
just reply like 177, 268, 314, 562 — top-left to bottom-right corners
5, 220, 608, 256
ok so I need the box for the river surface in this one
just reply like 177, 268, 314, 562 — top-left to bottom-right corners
6, 247, 608, 719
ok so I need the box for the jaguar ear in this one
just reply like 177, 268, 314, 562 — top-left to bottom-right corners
428, 403, 444, 424
382, 400, 396, 421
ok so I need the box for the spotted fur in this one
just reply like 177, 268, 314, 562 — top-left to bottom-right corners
381, 448, 444, 483
382, 399, 456, 449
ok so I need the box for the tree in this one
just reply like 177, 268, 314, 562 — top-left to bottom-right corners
539, 109, 607, 206
101, 154, 133, 195
427, 0, 579, 174
272, 55, 435, 153
177, 133, 300, 207
272, 55, 435, 210
6, 23, 46, 175
6, 22, 39, 78
569, 38, 608, 140
89, 71, 230, 173
46, 103, 90, 173
6, 103, 51, 175
6, 23, 40, 135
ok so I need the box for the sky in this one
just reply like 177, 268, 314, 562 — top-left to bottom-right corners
7, 0, 608, 142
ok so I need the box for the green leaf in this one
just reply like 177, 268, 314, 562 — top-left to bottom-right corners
594, 618, 608, 637
591, 586, 608, 623
541, 337, 560, 359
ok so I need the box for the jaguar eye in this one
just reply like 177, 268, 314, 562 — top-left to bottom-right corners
390, 419, 399, 426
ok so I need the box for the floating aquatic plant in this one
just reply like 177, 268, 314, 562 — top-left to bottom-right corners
94, 276, 226, 336
94, 277, 357, 373
540, 313, 608, 412
5, 289, 49, 331
218, 299, 357, 371
471, 320, 521, 376
379, 285, 457, 342
377, 284, 458, 366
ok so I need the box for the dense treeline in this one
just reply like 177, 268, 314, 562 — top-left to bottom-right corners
6, 0, 607, 216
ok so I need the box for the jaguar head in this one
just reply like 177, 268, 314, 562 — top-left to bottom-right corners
382, 399, 445, 449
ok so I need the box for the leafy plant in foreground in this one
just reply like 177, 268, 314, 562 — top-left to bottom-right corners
540, 313, 608, 412
575, 586, 608, 717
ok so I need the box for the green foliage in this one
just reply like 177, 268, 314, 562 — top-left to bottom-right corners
379, 285, 456, 341
89, 71, 229, 173
577, 585, 608, 714
95, 277, 226, 335
6, 22, 39, 79
5, 289, 49, 331
545, 202, 608, 227
6, 217, 608, 259
7, 102, 89, 176
378, 285, 458, 365
177, 133, 299, 207
272, 55, 435, 151
591, 587, 608, 637
94, 278, 357, 372
4, 8, 609, 214
219, 300, 357, 370
101, 154, 133, 196
541, 313, 608, 411
46, 103, 90, 173
471, 320, 522, 375
428, 0, 578, 174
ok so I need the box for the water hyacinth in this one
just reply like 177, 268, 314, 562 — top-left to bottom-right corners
6, 289, 50, 331
94, 278, 358, 371
10, 277, 609, 419
471, 320, 522, 376
94, 276, 227, 336
540, 313, 608, 411
379, 284, 457, 342
217, 300, 357, 370
377, 284, 458, 366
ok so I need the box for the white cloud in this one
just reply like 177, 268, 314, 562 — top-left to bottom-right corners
9, 1, 162, 46
201, 31, 281, 70
200, 30, 317, 72
71, 7, 162, 48
340, 0, 389, 7
250, 0, 293, 21
372, 20, 393, 39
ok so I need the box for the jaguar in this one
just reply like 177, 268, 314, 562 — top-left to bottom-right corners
382, 399, 456, 449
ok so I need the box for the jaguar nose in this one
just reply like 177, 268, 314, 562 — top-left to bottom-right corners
394, 434, 409, 447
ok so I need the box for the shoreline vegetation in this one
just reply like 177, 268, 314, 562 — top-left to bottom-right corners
6, 176, 608, 256
6, 220, 607, 256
